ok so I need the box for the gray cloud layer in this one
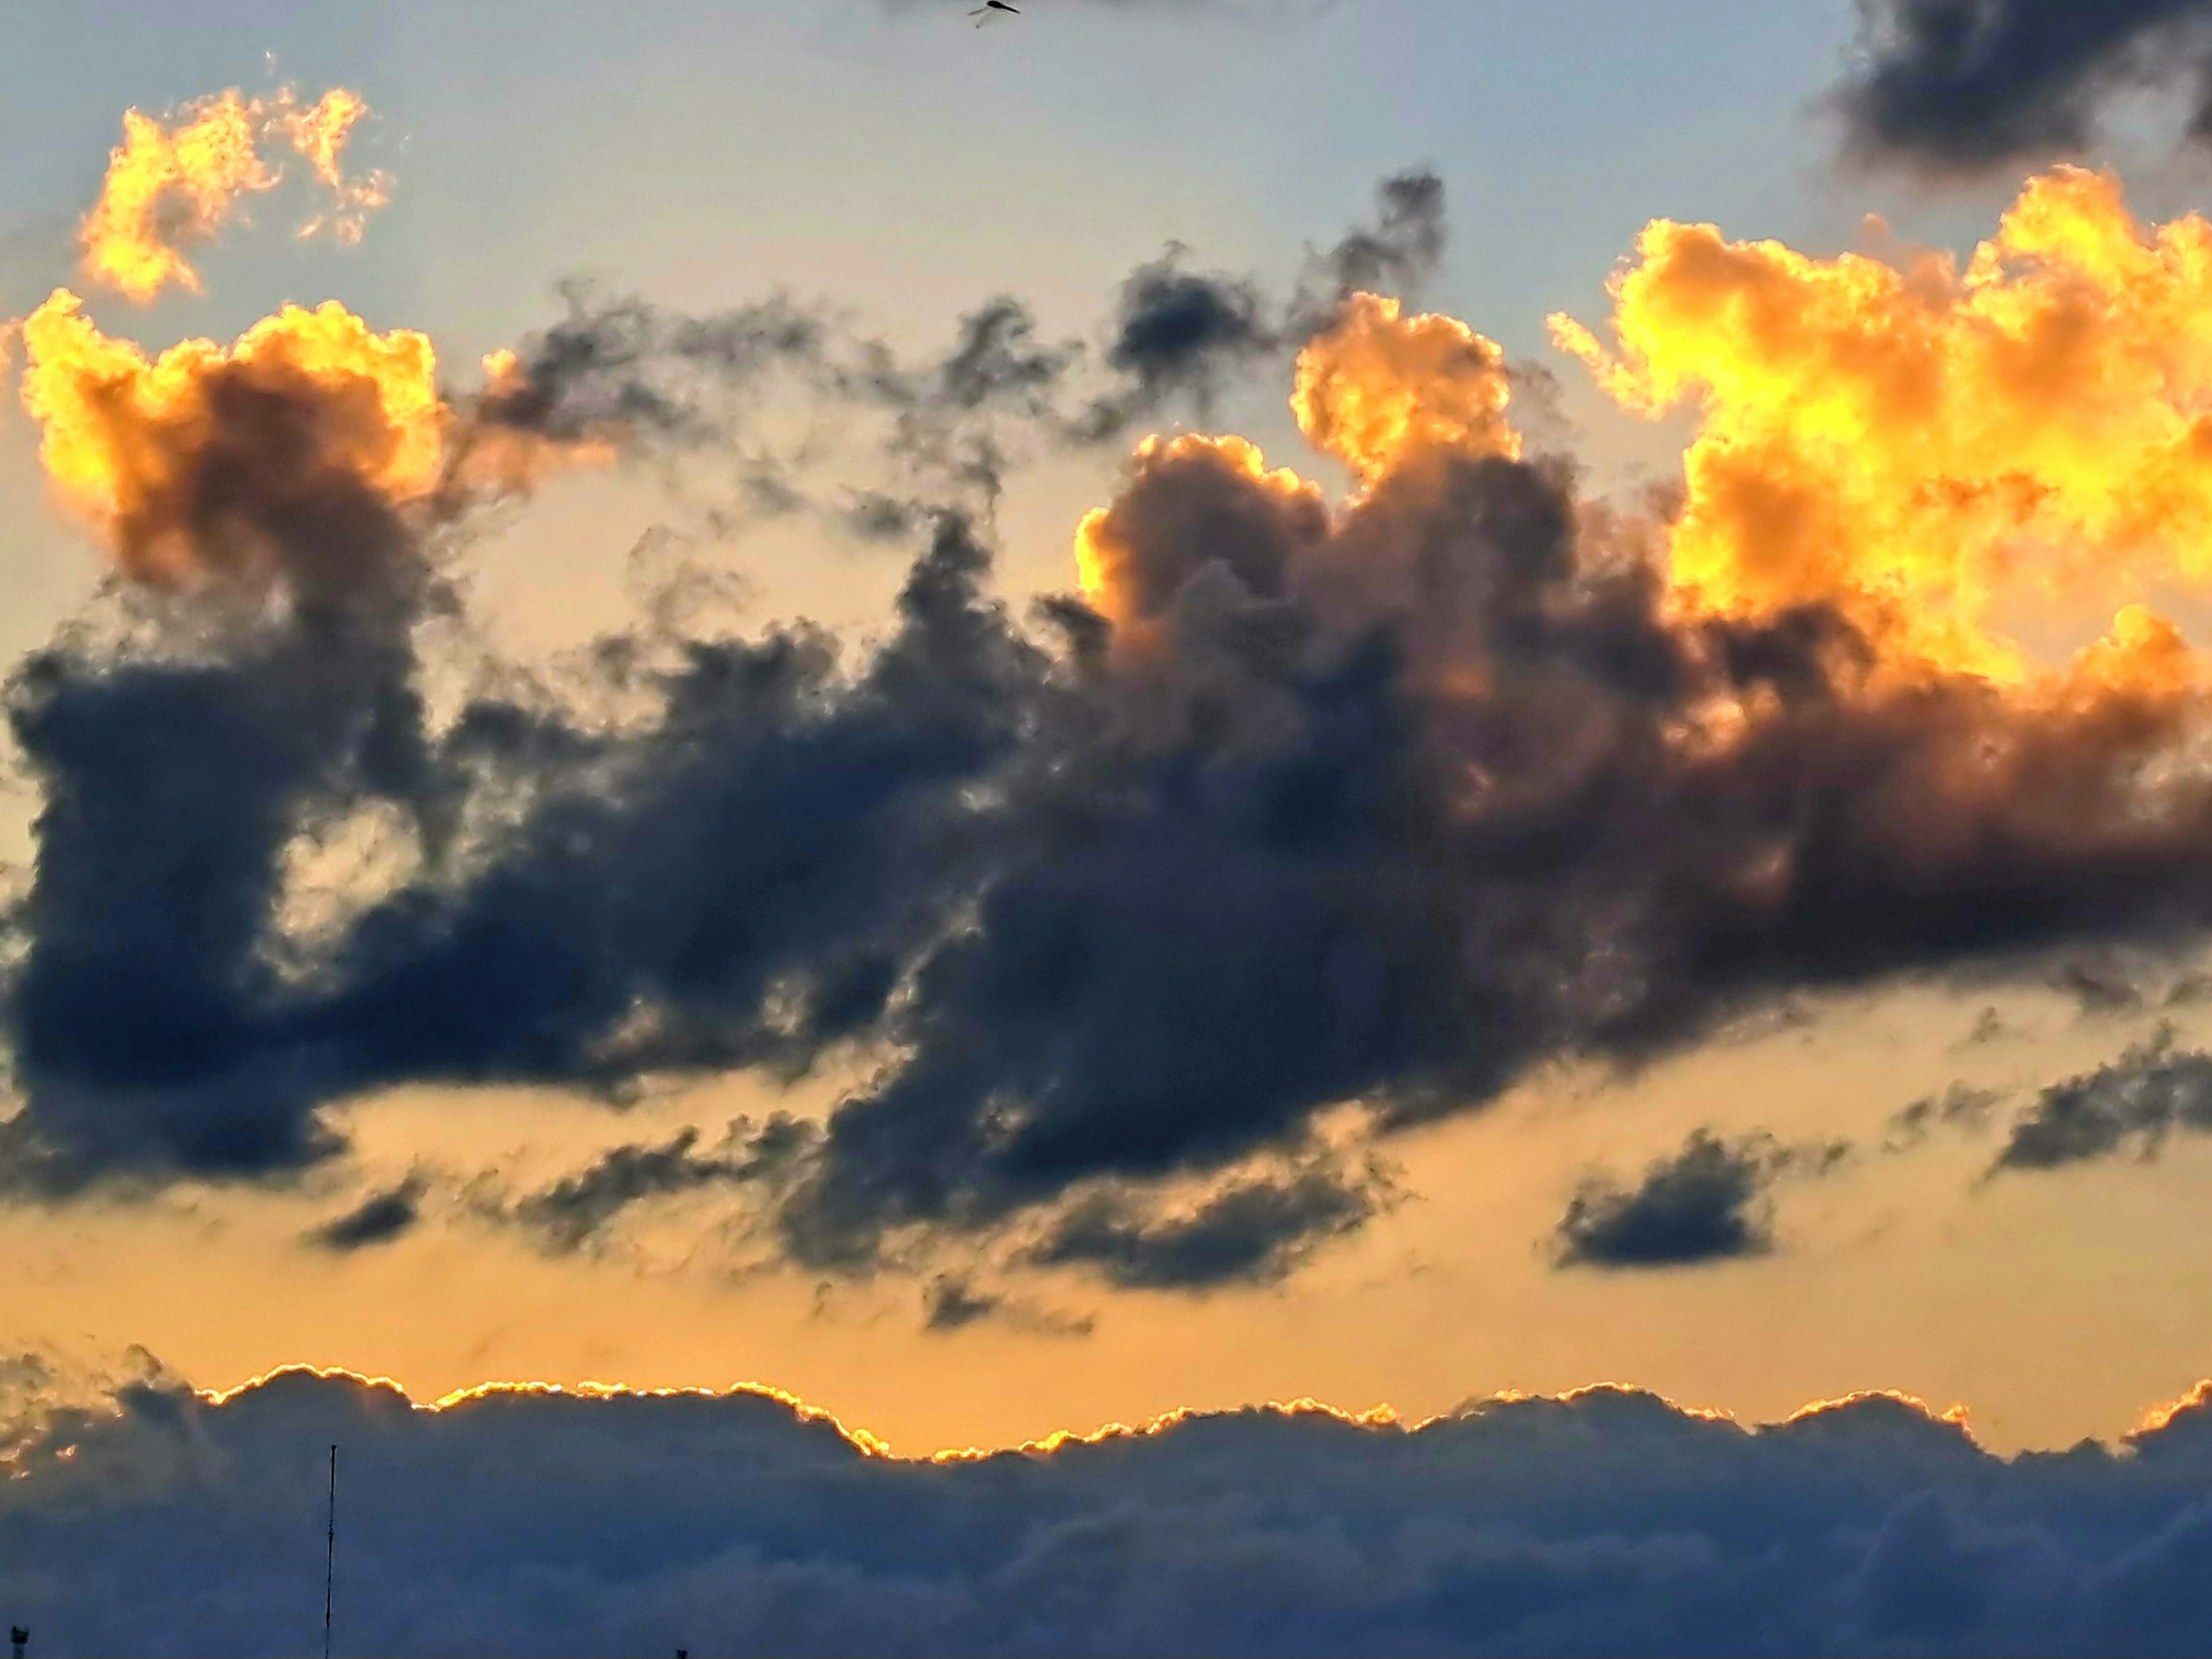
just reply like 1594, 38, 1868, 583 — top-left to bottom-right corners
12, 1366, 2212, 1656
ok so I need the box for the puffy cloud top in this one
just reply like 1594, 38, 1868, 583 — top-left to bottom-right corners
10, 1366, 2212, 1655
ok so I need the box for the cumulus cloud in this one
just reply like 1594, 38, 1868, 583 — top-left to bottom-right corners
1554, 1128, 1849, 1269
1836, 0, 2212, 168
24, 162, 2212, 1298
11, 1365, 2212, 1655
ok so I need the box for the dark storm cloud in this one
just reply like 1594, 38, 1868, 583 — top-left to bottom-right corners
1837, 0, 2212, 168
471, 281, 1078, 511
0, 503, 1035, 1196
1104, 260, 1271, 389
303, 1175, 425, 1252
1028, 1161, 1386, 1289
2038, 951, 2212, 1017
1554, 1128, 1848, 1270
22, 165, 2212, 1289
17, 1363, 2212, 1655
1885, 1025, 2212, 1175
0, 335, 441, 1194
1066, 255, 1274, 440
1994, 1026, 2212, 1171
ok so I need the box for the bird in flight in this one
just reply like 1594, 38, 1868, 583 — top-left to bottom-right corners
971, 0, 1020, 21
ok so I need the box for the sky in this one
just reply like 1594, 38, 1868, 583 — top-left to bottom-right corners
20, 0, 2212, 1653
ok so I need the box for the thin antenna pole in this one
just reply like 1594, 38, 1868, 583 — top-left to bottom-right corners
323, 1444, 338, 1659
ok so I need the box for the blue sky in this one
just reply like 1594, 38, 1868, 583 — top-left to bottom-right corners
0, 1, 1892, 365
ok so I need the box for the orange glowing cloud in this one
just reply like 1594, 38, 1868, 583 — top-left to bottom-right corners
78, 90, 274, 302
1550, 166, 2212, 681
1293, 292, 1520, 486
77, 85, 392, 302
18, 287, 441, 583
281, 87, 393, 246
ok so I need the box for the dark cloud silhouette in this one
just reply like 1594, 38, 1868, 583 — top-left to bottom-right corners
1070, 167, 1446, 441
920, 1273, 1094, 1335
0, 329, 442, 1192
1995, 1026, 2212, 1171
1838, 0, 2212, 168
2050, 953, 2155, 1015
1067, 255, 1274, 440
487, 172, 1448, 474
1312, 168, 1446, 305
472, 282, 1068, 510
507, 1119, 808, 1254
15, 1363, 2212, 1655
921, 1273, 1003, 1330
2038, 952, 2212, 1018
1028, 1161, 1386, 1289
304, 1175, 425, 1252
471, 283, 830, 448
1104, 259, 1271, 390
1555, 1129, 1848, 1269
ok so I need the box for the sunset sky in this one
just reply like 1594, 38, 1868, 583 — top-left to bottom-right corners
18, 1, 2212, 1653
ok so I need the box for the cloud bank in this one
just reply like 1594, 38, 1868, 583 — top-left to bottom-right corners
10, 1365, 2212, 1656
